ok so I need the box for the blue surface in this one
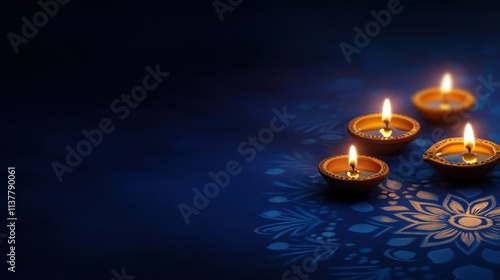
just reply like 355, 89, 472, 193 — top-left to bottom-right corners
3, 0, 500, 279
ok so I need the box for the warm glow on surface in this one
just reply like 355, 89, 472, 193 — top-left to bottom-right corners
349, 145, 357, 170
464, 123, 475, 152
441, 73, 452, 95
382, 98, 391, 125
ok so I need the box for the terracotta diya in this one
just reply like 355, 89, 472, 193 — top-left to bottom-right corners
348, 99, 421, 154
412, 73, 476, 123
318, 145, 389, 192
423, 123, 500, 179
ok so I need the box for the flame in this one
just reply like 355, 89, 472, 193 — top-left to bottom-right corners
349, 145, 357, 170
441, 73, 452, 95
464, 123, 475, 152
382, 98, 391, 125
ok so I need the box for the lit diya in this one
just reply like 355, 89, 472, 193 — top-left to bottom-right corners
348, 98, 420, 154
412, 73, 476, 123
318, 145, 389, 192
423, 123, 500, 178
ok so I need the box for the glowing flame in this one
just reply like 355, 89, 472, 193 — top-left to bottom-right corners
441, 73, 452, 95
464, 123, 475, 152
349, 145, 357, 170
382, 98, 391, 125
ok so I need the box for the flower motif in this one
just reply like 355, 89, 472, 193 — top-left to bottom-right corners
395, 194, 500, 255
255, 207, 325, 239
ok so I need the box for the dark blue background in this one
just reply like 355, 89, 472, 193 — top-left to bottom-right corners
2, 0, 500, 279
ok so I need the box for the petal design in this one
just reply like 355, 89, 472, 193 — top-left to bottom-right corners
411, 214, 443, 223
423, 229, 459, 247
398, 222, 448, 235
460, 232, 476, 247
390, 194, 500, 255
480, 230, 500, 245
395, 212, 442, 223
456, 232, 482, 255
424, 206, 451, 217
409, 200, 451, 218
414, 223, 448, 231
369, 215, 398, 223
443, 195, 469, 215
469, 196, 496, 215
485, 208, 500, 217
382, 205, 409, 211
254, 207, 324, 239
434, 228, 459, 240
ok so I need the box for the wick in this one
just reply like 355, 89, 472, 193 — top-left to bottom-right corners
466, 146, 472, 153
383, 120, 389, 129
350, 164, 355, 171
